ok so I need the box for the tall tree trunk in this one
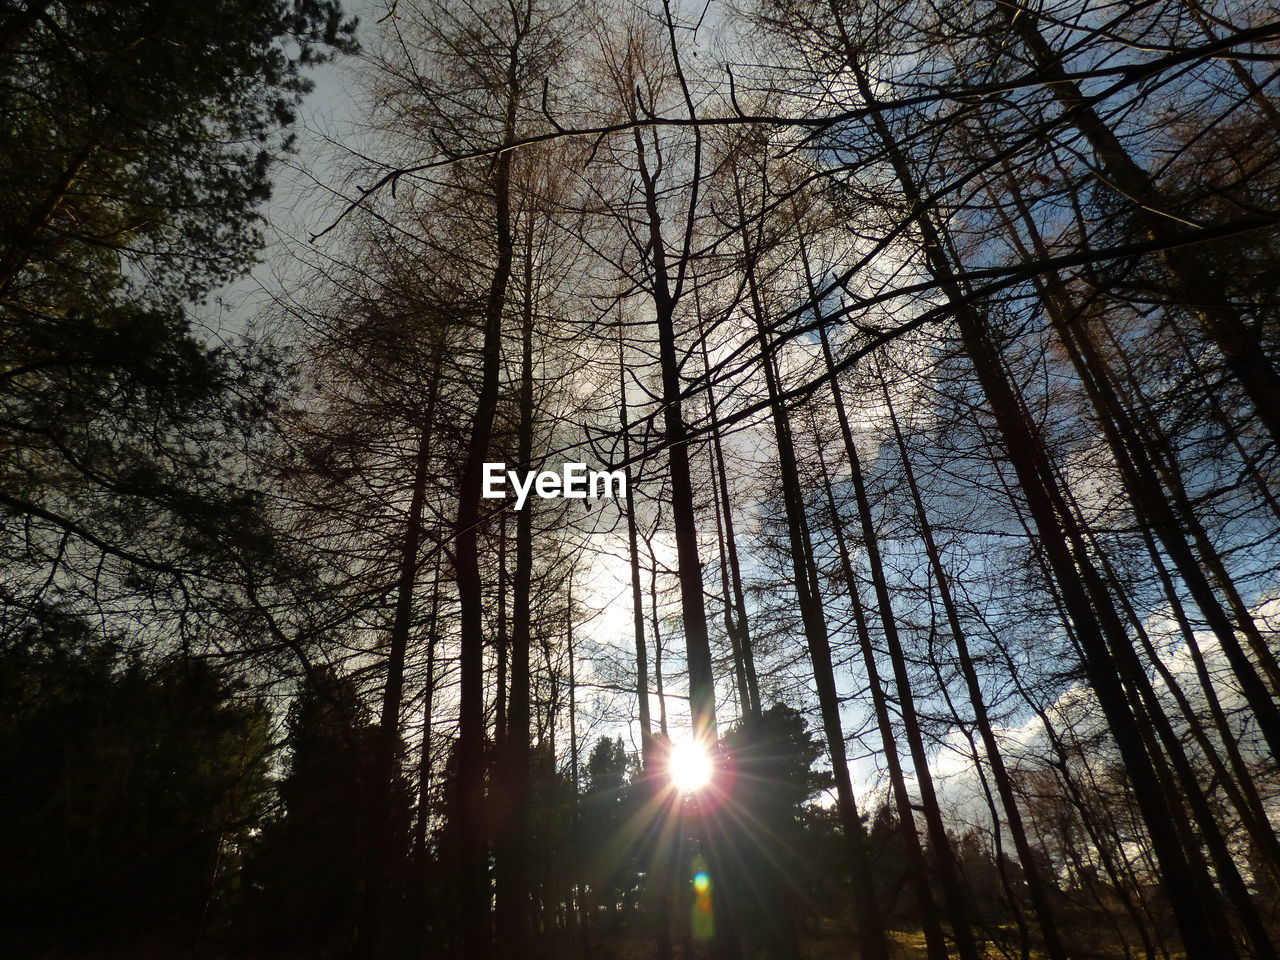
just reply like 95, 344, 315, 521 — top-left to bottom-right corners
988, 162, 1280, 750
788, 224, 956, 959
454, 96, 517, 959
414, 575, 443, 958
567, 575, 594, 960
494, 241, 536, 956
788, 199, 976, 960
1054, 469, 1272, 959
496, 516, 508, 749
810, 428, 950, 960
828, 363, 981, 960
619, 334, 655, 762
1140, 530, 1280, 885
997, 633, 1165, 960
360, 356, 442, 957
696, 311, 761, 720
648, 541, 671, 739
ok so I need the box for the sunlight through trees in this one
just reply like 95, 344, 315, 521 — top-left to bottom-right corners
3, 0, 1280, 958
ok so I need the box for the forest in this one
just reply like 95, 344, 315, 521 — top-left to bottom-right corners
2, 0, 1279, 958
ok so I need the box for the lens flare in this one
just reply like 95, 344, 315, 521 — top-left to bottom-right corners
691, 859, 715, 940
669, 738, 713, 793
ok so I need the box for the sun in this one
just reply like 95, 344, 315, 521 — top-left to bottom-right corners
669, 738, 713, 793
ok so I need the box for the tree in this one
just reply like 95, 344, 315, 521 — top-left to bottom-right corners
721, 704, 831, 960
237, 665, 411, 956
581, 736, 638, 933
0, 610, 273, 954
0, 0, 356, 652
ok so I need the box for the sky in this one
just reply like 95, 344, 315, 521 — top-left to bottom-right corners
201, 0, 383, 341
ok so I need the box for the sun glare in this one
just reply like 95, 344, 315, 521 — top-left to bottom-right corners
669, 739, 713, 793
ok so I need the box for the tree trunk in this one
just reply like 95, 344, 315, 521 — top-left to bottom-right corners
834, 32, 1228, 947
414, 576, 443, 957
494, 242, 536, 956
360, 356, 441, 957
696, 311, 761, 720
989, 163, 1280, 754
454, 100, 517, 959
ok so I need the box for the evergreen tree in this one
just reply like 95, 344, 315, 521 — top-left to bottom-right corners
0, 610, 273, 953
0, 0, 356, 618
237, 665, 411, 956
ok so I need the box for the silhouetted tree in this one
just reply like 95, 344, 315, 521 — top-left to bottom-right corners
0, 610, 272, 955
238, 666, 410, 956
